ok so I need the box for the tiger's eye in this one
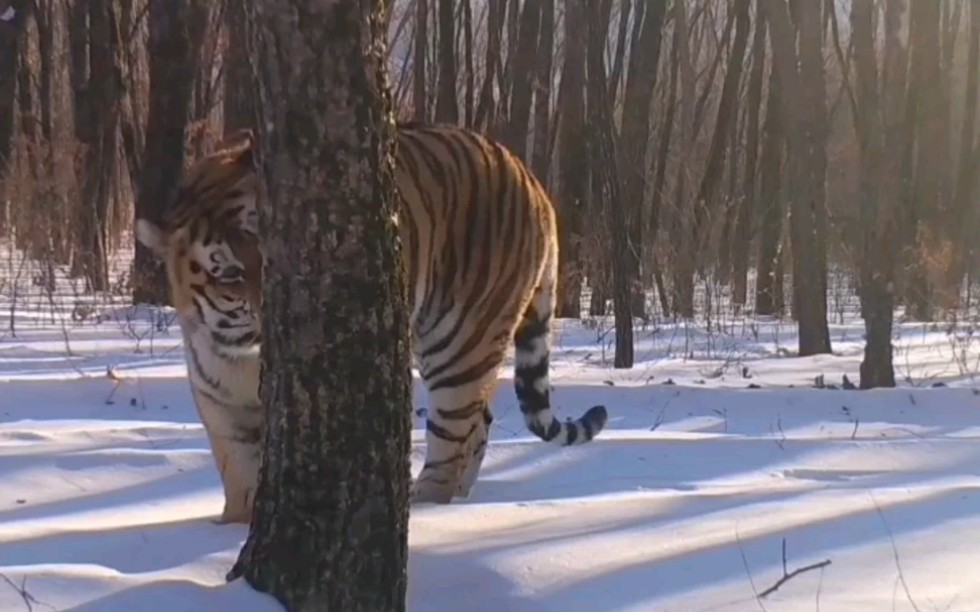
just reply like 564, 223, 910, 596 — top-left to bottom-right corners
189, 261, 203, 274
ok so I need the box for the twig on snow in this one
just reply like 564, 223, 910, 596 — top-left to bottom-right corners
0, 573, 51, 612
758, 538, 832, 599
870, 493, 922, 612
734, 524, 767, 612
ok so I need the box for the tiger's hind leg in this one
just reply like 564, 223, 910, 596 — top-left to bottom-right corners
455, 403, 493, 498
410, 295, 518, 505
412, 360, 503, 504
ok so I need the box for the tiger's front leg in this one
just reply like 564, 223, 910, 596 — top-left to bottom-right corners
192, 389, 264, 524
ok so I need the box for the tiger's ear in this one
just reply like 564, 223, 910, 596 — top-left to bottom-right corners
216, 128, 256, 169
135, 218, 168, 258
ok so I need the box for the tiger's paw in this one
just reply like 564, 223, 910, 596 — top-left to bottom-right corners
411, 478, 456, 505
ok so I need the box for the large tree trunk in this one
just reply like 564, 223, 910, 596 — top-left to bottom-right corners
413, 0, 427, 121
903, 0, 945, 320
754, 24, 783, 317
762, 0, 831, 355
587, 0, 632, 367
693, 0, 750, 270
0, 2, 26, 233
530, 0, 554, 185
132, 0, 208, 306
618, 0, 666, 320
224, 0, 257, 133
72, 0, 119, 292
948, 0, 980, 302
434, 0, 457, 122
502, 0, 540, 159
228, 1, 412, 609
731, 0, 766, 308
854, 0, 905, 389
555, 0, 586, 318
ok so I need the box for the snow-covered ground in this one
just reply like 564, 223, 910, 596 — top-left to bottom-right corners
3, 248, 980, 611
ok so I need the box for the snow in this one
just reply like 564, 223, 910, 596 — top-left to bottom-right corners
3, 250, 980, 611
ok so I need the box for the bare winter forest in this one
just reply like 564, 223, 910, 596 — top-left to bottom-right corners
1, 0, 978, 388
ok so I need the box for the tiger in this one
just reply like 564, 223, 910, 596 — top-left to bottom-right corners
135, 123, 608, 523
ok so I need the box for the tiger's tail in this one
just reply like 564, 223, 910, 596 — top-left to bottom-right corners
513, 242, 608, 446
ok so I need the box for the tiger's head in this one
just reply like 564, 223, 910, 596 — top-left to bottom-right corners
135, 129, 265, 355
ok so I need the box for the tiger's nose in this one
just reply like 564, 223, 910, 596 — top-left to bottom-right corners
220, 265, 244, 281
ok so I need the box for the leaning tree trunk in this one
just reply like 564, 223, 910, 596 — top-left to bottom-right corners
228, 1, 412, 610
132, 0, 208, 306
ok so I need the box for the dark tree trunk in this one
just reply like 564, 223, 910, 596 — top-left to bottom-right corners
413, 0, 427, 121
670, 0, 696, 318
224, 0, 257, 133
132, 0, 208, 306
474, 0, 504, 131
73, 0, 119, 292
618, 0, 666, 321
587, 0, 633, 368
502, 0, 540, 159
530, 0, 554, 185
903, 0, 944, 320
68, 0, 90, 146
732, 0, 766, 307
693, 0, 750, 260
555, 0, 586, 318
754, 33, 783, 317
853, 0, 903, 389
462, 0, 474, 126
0, 2, 25, 233
435, 0, 457, 122
762, 0, 831, 355
228, 1, 412, 610
948, 0, 980, 300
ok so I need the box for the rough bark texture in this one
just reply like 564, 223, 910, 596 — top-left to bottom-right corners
754, 26, 783, 317
854, 0, 904, 388
224, 0, 257, 133
73, 0, 119, 292
133, 0, 207, 306
413, 0, 427, 121
762, 0, 831, 355
503, 0, 540, 159
555, 0, 586, 318
587, 0, 633, 367
618, 0, 666, 320
228, 1, 412, 610
434, 0, 457, 122
731, 0, 765, 307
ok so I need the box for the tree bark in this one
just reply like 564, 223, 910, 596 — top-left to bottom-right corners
587, 0, 633, 367
132, 0, 208, 306
434, 0, 457, 122
72, 0, 119, 292
228, 1, 412, 610
530, 0, 554, 185
413, 0, 427, 120
225, 0, 257, 133
502, 0, 540, 159
762, 0, 831, 355
754, 19, 783, 317
853, 0, 903, 389
0, 2, 26, 233
731, 0, 766, 307
555, 0, 586, 318
618, 0, 666, 320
